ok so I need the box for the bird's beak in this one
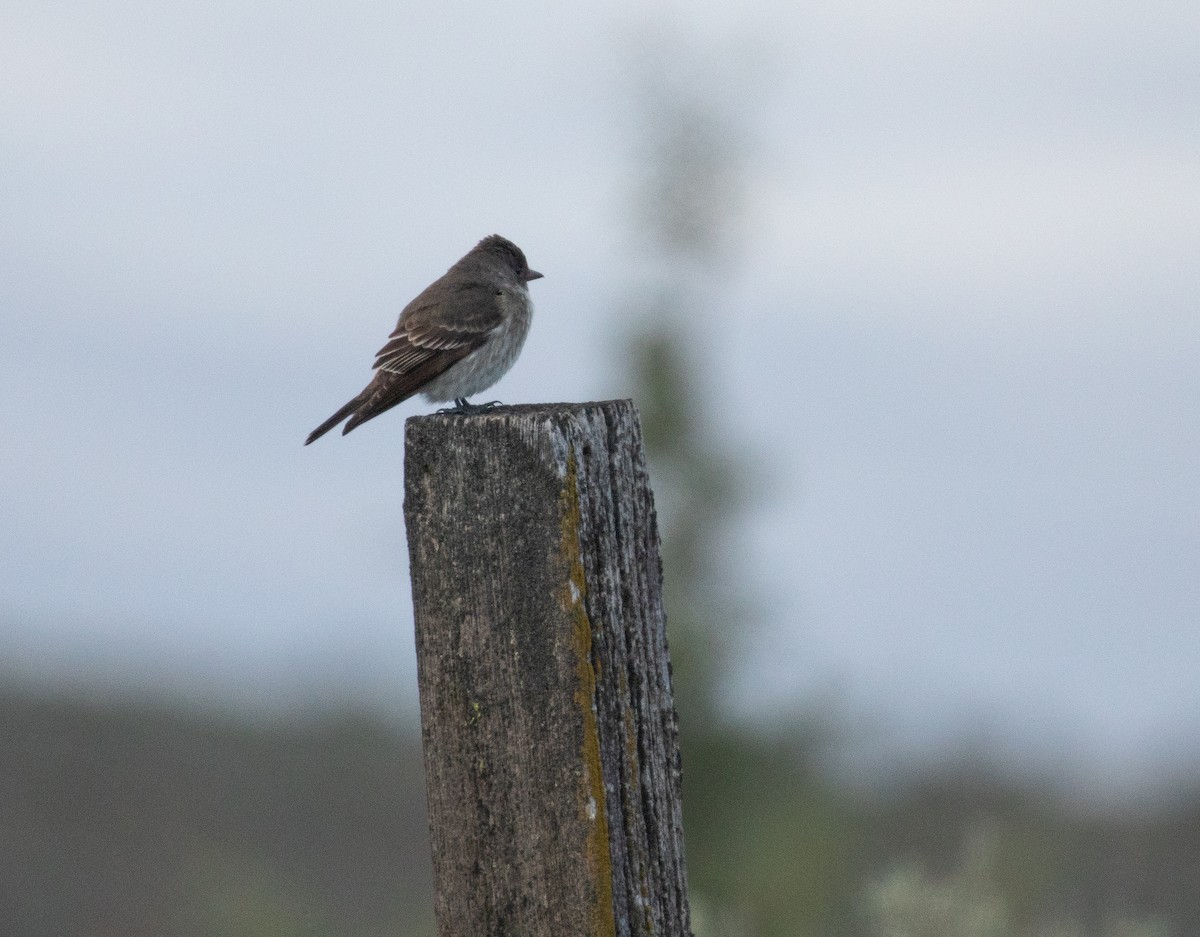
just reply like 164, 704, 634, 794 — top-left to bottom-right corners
524, 269, 544, 281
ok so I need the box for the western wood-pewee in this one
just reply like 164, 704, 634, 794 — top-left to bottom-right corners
305, 234, 542, 444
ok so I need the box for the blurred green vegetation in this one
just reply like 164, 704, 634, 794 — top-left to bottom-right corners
2, 676, 1198, 936
863, 828, 1172, 937
0, 689, 434, 937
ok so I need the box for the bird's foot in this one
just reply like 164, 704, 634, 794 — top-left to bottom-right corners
437, 398, 504, 415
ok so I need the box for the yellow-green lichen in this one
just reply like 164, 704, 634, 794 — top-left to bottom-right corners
559, 449, 616, 937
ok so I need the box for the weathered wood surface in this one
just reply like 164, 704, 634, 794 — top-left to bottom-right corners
404, 399, 692, 937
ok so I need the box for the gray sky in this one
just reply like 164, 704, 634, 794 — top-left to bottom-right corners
2, 0, 1197, 800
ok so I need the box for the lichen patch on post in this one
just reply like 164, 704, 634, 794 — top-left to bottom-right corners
559, 448, 616, 937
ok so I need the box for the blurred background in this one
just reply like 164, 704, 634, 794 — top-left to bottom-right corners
2, 1, 1197, 935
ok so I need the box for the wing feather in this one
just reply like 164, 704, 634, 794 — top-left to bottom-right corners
372, 277, 504, 375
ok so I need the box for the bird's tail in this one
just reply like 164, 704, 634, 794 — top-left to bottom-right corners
304, 395, 363, 445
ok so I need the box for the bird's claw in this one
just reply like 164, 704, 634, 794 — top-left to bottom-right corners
437, 398, 505, 415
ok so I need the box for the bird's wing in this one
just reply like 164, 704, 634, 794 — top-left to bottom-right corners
372, 278, 504, 375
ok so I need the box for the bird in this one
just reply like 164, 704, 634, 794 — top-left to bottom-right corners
305, 234, 542, 445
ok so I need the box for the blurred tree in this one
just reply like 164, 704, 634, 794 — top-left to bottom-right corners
619, 22, 762, 729
616, 28, 860, 937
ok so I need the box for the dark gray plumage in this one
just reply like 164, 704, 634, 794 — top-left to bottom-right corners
305, 235, 542, 445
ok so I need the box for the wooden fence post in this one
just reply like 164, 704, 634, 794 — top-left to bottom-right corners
403, 399, 692, 937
